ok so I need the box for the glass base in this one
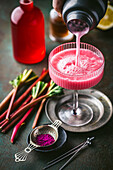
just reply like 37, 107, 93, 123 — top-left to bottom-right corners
58, 99, 93, 127
46, 89, 113, 132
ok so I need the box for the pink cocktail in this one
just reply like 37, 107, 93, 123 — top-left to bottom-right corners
49, 42, 104, 126
49, 43, 104, 90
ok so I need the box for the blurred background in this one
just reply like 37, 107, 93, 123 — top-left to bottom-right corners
0, 0, 113, 170
0, 0, 113, 101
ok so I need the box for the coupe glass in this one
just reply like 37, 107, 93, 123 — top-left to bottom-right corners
49, 42, 104, 126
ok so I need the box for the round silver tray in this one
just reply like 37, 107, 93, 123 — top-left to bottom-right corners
45, 89, 113, 132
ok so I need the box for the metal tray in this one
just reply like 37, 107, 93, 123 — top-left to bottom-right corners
45, 89, 113, 132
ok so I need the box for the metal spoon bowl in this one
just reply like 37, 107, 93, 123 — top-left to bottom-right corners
30, 121, 62, 147
15, 120, 62, 162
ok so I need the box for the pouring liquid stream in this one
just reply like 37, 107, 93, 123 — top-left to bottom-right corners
73, 20, 90, 68
75, 33, 81, 67
68, 19, 90, 113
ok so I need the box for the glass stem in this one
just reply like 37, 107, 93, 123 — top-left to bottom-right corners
73, 90, 78, 115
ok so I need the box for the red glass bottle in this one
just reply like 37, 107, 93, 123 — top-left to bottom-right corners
11, 0, 46, 64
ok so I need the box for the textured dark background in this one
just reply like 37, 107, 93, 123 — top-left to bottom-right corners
0, 0, 113, 170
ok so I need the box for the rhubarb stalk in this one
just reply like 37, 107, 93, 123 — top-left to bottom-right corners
32, 98, 46, 129
5, 69, 33, 120
10, 108, 34, 142
10, 81, 48, 143
2, 109, 30, 133
0, 69, 46, 121
0, 95, 32, 130
0, 89, 15, 113
32, 80, 54, 129
0, 94, 46, 132
2, 69, 48, 118
0, 69, 36, 117
32, 80, 63, 129
6, 87, 18, 120
0, 80, 47, 131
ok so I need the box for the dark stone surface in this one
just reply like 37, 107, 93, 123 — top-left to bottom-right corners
0, 0, 113, 170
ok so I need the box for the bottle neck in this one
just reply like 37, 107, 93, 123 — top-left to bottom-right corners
20, 0, 34, 11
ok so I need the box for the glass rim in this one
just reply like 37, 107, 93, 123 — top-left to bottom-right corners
49, 42, 105, 78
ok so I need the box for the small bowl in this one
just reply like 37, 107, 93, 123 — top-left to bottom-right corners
27, 125, 67, 152
30, 120, 62, 148
15, 120, 64, 162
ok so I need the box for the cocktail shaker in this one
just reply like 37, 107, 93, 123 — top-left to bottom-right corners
62, 0, 108, 33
